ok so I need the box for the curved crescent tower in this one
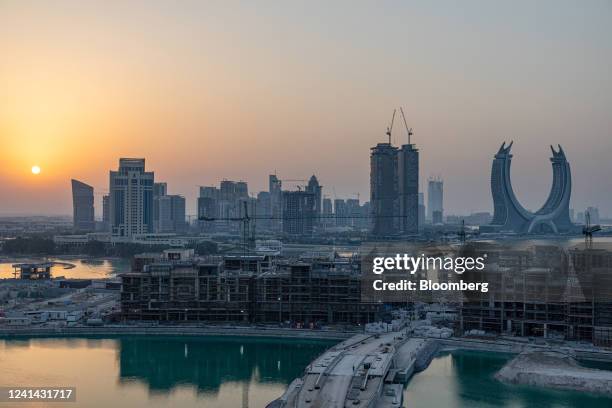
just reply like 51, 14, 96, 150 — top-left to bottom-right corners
489, 141, 573, 234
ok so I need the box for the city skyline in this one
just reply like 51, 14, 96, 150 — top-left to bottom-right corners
1, 1, 611, 216
1, 144, 608, 220
2, 3, 612, 408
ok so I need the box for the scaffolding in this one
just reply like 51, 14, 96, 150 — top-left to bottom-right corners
121, 254, 380, 325
460, 244, 612, 347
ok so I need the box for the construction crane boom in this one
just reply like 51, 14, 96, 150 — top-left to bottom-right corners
386, 109, 396, 144
199, 201, 255, 254
583, 211, 602, 247
399, 107, 413, 145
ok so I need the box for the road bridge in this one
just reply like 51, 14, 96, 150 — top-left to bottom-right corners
269, 331, 436, 408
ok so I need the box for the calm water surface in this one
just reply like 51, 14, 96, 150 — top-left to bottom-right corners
0, 336, 332, 408
404, 350, 612, 408
0, 258, 130, 279
2, 339, 612, 408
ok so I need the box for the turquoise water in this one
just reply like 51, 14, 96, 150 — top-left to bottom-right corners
404, 350, 612, 408
2, 338, 612, 407
0, 336, 333, 408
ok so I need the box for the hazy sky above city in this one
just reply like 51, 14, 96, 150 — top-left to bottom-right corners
1, 0, 611, 217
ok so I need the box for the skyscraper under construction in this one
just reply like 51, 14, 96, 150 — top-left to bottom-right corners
398, 143, 419, 234
370, 110, 419, 236
370, 142, 399, 235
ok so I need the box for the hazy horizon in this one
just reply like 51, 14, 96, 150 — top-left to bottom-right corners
1, 1, 611, 217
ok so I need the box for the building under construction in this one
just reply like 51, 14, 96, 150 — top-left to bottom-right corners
11, 263, 53, 280
121, 249, 380, 324
460, 243, 612, 347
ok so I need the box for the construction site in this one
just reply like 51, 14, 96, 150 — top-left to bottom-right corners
121, 249, 381, 325
458, 243, 612, 347
118, 239, 612, 350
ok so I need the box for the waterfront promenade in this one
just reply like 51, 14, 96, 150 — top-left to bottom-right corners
4, 324, 612, 362
0, 325, 356, 341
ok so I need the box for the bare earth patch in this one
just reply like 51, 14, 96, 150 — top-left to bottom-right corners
495, 351, 612, 395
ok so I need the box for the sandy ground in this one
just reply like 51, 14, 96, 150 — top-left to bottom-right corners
496, 350, 612, 395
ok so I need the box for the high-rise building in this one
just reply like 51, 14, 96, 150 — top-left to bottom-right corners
153, 182, 167, 232
239, 196, 257, 240
235, 181, 249, 198
322, 198, 333, 216
71, 179, 95, 232
398, 143, 419, 234
218, 180, 248, 201
256, 191, 271, 231
334, 199, 348, 227
158, 195, 186, 233
269, 175, 282, 231
282, 190, 315, 236
357, 201, 371, 230
109, 158, 154, 239
199, 186, 218, 199
306, 175, 322, 224
322, 197, 333, 229
418, 192, 426, 231
196, 181, 250, 233
102, 194, 110, 231
370, 143, 398, 236
197, 196, 217, 218
427, 177, 444, 224
197, 196, 217, 232
346, 198, 361, 228
197, 186, 219, 232
487, 142, 572, 234
153, 182, 167, 197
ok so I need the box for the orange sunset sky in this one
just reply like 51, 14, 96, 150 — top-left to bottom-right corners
1, 1, 611, 217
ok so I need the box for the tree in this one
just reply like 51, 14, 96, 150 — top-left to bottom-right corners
2, 237, 56, 255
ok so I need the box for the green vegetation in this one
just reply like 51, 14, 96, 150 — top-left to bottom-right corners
1, 236, 57, 255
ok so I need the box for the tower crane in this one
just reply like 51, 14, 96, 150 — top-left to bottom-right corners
583, 211, 601, 247
386, 109, 396, 144
199, 200, 255, 254
279, 178, 308, 190
399, 107, 413, 144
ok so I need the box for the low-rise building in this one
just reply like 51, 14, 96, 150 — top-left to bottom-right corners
460, 245, 612, 347
120, 251, 380, 324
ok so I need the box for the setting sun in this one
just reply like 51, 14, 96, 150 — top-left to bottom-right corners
31, 165, 41, 175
